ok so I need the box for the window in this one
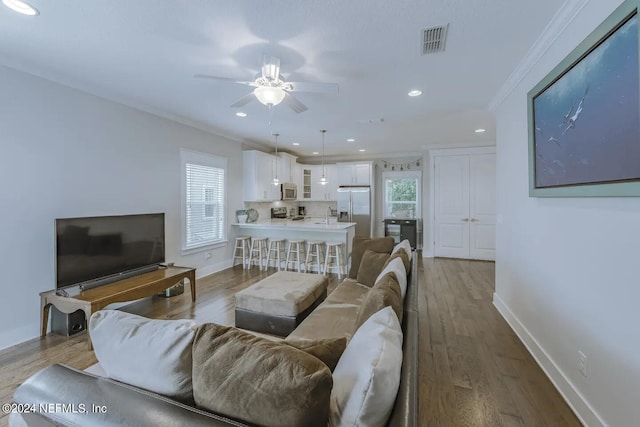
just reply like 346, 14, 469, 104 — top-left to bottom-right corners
203, 187, 215, 218
181, 150, 227, 253
383, 171, 421, 218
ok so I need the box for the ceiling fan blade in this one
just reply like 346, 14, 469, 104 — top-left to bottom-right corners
194, 74, 257, 87
230, 93, 256, 108
262, 56, 281, 81
286, 81, 339, 94
282, 92, 308, 113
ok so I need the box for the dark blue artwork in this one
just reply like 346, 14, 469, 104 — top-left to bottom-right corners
533, 14, 640, 188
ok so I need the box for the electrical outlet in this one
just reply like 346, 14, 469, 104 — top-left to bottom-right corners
578, 351, 587, 377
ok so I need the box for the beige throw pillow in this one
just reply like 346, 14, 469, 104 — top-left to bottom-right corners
353, 273, 403, 331
286, 337, 347, 371
348, 236, 395, 279
192, 323, 332, 427
356, 249, 391, 287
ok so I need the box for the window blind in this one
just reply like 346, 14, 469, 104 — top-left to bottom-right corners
182, 151, 227, 250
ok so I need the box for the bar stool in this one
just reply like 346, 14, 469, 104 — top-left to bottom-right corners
232, 236, 251, 269
265, 238, 287, 271
305, 240, 325, 274
248, 237, 268, 270
324, 242, 346, 279
285, 239, 306, 272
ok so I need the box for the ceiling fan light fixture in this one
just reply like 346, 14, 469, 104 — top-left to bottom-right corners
254, 86, 286, 106
3, 0, 39, 15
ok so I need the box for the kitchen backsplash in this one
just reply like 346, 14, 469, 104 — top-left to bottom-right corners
300, 201, 337, 218
244, 200, 337, 220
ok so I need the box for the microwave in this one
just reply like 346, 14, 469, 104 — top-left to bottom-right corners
281, 183, 297, 200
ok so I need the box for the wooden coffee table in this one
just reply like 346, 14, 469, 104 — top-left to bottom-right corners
40, 266, 196, 350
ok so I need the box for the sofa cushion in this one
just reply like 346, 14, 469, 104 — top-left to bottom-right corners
287, 302, 360, 342
192, 323, 332, 427
375, 257, 407, 299
356, 249, 391, 287
326, 278, 371, 304
348, 236, 395, 279
89, 310, 196, 403
285, 337, 347, 371
288, 279, 370, 342
353, 273, 403, 331
384, 250, 411, 274
330, 306, 403, 427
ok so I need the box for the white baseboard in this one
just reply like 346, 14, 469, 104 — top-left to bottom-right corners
196, 259, 234, 279
492, 293, 605, 427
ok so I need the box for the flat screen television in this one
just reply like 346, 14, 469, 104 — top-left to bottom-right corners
56, 213, 165, 289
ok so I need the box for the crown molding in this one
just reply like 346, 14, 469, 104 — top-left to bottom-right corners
0, 62, 248, 146
487, 0, 591, 112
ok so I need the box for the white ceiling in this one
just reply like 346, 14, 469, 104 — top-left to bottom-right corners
0, 0, 563, 159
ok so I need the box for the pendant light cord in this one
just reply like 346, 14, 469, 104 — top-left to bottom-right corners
321, 130, 326, 176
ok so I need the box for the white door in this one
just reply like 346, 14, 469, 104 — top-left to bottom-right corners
434, 153, 495, 260
434, 155, 470, 258
469, 154, 496, 260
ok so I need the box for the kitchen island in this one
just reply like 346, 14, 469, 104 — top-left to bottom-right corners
232, 219, 356, 270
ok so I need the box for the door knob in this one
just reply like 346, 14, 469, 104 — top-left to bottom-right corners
470, 218, 478, 222
461, 218, 469, 222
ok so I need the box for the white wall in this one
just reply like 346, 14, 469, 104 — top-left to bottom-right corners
0, 65, 244, 351
494, 1, 640, 425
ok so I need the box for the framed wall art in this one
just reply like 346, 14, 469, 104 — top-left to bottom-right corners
528, 0, 640, 197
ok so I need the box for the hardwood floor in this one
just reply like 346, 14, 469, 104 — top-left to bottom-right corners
418, 258, 580, 427
0, 258, 581, 427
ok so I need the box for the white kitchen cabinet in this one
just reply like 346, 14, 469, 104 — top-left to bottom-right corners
277, 152, 297, 183
300, 167, 313, 200
325, 165, 338, 201
336, 162, 372, 185
243, 150, 278, 201
310, 164, 337, 201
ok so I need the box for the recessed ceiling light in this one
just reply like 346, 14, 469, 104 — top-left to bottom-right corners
2, 0, 38, 15
359, 149, 366, 152
475, 128, 486, 133
347, 138, 355, 142
408, 90, 422, 97
235, 112, 247, 117
292, 142, 300, 146
312, 151, 319, 155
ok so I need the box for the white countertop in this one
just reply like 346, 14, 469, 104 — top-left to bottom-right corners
232, 218, 356, 231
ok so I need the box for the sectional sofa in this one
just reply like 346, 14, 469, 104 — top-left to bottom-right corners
11, 237, 418, 427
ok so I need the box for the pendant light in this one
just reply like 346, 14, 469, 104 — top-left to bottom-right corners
273, 133, 280, 186
319, 130, 328, 186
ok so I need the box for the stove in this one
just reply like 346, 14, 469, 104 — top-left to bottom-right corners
271, 207, 288, 219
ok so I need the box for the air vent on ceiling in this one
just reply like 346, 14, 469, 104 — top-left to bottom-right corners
422, 24, 449, 54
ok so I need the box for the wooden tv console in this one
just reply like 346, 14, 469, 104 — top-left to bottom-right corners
40, 266, 196, 350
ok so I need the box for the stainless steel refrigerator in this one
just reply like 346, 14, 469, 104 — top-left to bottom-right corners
337, 186, 371, 237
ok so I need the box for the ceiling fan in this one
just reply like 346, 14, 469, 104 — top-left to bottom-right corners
194, 56, 338, 113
